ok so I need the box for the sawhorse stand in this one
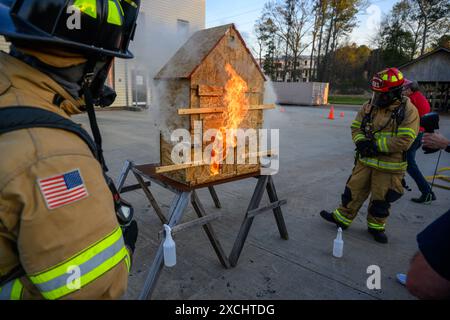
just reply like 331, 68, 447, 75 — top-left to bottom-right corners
117, 161, 288, 300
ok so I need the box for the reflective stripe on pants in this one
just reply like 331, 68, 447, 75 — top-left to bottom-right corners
368, 221, 386, 231
333, 209, 353, 226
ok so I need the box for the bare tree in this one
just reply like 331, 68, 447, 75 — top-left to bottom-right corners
319, 0, 363, 82
286, 0, 313, 81
392, 0, 423, 59
414, 0, 450, 55
262, 0, 314, 82
314, 0, 329, 80
254, 18, 270, 65
310, 0, 326, 80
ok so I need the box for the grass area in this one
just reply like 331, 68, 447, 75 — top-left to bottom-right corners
328, 95, 368, 106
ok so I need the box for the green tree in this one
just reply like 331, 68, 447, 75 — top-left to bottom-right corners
331, 43, 371, 93
256, 18, 278, 80
313, 0, 330, 80
380, 20, 415, 66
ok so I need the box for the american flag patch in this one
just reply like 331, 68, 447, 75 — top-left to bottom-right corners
38, 169, 89, 210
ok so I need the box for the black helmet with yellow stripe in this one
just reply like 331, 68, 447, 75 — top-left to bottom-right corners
0, 0, 140, 59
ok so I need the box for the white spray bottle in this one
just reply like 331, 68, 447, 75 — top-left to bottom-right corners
163, 225, 176, 267
333, 227, 344, 258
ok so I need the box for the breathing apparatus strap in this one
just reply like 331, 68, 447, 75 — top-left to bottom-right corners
361, 98, 407, 138
82, 59, 108, 172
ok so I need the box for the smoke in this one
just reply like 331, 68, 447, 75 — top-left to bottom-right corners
127, 18, 280, 159
125, 14, 204, 143
131, 23, 190, 83
264, 80, 278, 105
263, 80, 280, 130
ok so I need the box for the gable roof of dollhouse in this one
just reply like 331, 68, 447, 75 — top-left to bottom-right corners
155, 24, 266, 80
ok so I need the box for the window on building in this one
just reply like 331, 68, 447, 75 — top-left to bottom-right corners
177, 19, 190, 39
305, 60, 308, 66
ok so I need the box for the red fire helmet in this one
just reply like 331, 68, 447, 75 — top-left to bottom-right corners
370, 68, 405, 93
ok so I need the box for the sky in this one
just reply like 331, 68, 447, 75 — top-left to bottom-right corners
206, 0, 398, 55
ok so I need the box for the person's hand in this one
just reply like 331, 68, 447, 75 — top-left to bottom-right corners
406, 252, 450, 299
356, 139, 378, 157
422, 133, 450, 150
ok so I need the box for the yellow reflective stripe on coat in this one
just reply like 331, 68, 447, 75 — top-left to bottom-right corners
376, 137, 389, 153
0, 279, 24, 300
368, 222, 385, 231
29, 227, 129, 300
374, 130, 416, 139
73, 0, 97, 18
397, 128, 417, 139
359, 158, 408, 171
353, 134, 366, 143
107, 0, 124, 26
333, 209, 352, 226
351, 120, 361, 129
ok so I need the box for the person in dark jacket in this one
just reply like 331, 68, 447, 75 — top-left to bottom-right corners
406, 132, 450, 300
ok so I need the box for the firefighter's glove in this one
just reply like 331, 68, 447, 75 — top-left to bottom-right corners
123, 220, 138, 254
356, 139, 378, 158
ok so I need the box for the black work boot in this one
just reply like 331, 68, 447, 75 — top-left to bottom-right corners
320, 211, 349, 230
368, 228, 388, 244
411, 192, 436, 204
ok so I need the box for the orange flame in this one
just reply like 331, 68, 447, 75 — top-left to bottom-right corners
210, 63, 249, 175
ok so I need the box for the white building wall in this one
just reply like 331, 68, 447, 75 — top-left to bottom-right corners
0, 1, 206, 109
113, 0, 206, 108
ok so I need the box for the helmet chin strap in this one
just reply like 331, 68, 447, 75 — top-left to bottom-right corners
82, 59, 108, 172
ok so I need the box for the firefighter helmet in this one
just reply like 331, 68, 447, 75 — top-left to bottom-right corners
0, 0, 140, 59
370, 68, 405, 93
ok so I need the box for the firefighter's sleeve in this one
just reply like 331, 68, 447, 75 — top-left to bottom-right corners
0, 153, 130, 300
351, 103, 369, 144
375, 102, 420, 154
0, 220, 20, 279
0, 187, 23, 300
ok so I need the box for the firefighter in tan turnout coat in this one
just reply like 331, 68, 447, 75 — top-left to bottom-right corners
0, 0, 141, 299
321, 68, 420, 243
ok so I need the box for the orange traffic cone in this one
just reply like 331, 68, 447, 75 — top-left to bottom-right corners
328, 106, 335, 120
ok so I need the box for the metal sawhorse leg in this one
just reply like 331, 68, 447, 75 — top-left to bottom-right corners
117, 161, 228, 300
116, 161, 288, 299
